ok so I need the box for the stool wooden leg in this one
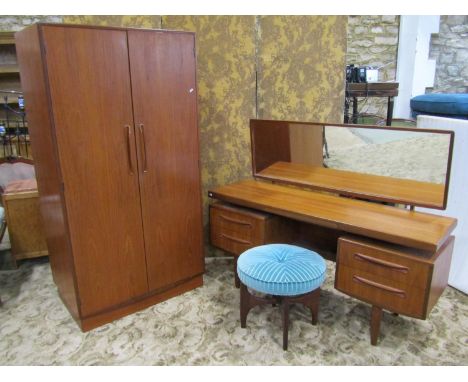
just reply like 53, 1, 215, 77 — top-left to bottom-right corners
240, 282, 275, 328
240, 283, 249, 328
370, 305, 383, 346
281, 299, 290, 351
310, 288, 320, 325
239, 286, 322, 350
288, 288, 321, 325
234, 256, 240, 289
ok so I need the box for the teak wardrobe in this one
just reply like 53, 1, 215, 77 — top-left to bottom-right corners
15, 24, 204, 330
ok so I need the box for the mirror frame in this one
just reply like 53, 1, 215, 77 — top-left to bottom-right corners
250, 118, 455, 210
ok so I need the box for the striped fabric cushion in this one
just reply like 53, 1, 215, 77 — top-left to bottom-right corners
237, 244, 326, 296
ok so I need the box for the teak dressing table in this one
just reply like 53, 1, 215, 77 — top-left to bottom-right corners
208, 119, 457, 345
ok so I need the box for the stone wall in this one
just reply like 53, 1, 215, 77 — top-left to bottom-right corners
428, 15, 468, 94
347, 15, 468, 119
346, 15, 400, 120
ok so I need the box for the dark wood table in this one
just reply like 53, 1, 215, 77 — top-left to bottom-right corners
344, 82, 399, 126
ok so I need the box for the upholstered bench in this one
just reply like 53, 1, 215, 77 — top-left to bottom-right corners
410, 93, 468, 120
237, 244, 326, 350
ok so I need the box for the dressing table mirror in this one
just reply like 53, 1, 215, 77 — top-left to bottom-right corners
250, 119, 454, 210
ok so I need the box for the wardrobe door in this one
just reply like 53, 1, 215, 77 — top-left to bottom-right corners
128, 30, 204, 291
42, 26, 148, 316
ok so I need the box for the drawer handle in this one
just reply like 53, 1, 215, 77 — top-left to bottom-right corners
353, 275, 406, 298
221, 233, 251, 245
219, 214, 252, 227
354, 253, 409, 273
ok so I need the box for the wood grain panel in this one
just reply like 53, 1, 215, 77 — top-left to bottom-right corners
80, 275, 203, 331
257, 161, 446, 209
210, 203, 267, 255
15, 24, 80, 319
128, 30, 204, 291
346, 82, 399, 97
41, 25, 148, 316
289, 124, 324, 167
427, 236, 454, 314
335, 235, 454, 319
296, 223, 342, 261
337, 237, 431, 288
208, 179, 457, 252
2, 180, 48, 261
250, 119, 291, 173
335, 263, 426, 318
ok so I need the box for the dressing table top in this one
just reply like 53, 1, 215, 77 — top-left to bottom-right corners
208, 179, 457, 252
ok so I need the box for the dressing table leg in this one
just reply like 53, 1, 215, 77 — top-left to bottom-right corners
370, 305, 383, 346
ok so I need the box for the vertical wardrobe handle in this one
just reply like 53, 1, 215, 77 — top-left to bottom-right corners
139, 123, 148, 173
125, 124, 134, 174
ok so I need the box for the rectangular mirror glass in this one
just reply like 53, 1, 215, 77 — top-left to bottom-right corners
250, 119, 454, 209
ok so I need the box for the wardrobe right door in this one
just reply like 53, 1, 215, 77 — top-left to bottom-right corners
128, 30, 204, 291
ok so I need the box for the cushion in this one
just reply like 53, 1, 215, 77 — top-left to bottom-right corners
237, 244, 326, 296
0, 162, 36, 193
410, 94, 468, 118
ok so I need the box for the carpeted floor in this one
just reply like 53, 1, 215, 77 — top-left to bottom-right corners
0, 253, 467, 366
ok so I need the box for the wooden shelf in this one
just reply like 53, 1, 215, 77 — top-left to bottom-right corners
0, 64, 20, 75
346, 82, 399, 97
0, 32, 16, 45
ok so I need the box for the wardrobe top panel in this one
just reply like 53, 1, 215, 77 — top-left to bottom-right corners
17, 22, 196, 36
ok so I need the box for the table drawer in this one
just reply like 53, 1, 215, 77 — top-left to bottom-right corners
210, 204, 267, 255
337, 237, 431, 287
336, 264, 426, 318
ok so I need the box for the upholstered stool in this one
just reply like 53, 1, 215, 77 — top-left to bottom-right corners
237, 244, 326, 350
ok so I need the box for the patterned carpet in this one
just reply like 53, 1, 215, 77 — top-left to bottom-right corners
0, 255, 467, 365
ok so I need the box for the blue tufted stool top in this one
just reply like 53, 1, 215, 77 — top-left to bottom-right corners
237, 244, 326, 296
237, 244, 326, 350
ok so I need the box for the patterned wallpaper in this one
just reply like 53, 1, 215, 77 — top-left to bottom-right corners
63, 16, 162, 28
257, 16, 347, 123
45, 16, 346, 256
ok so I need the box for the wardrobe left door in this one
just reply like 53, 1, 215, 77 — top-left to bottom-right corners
42, 26, 149, 316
